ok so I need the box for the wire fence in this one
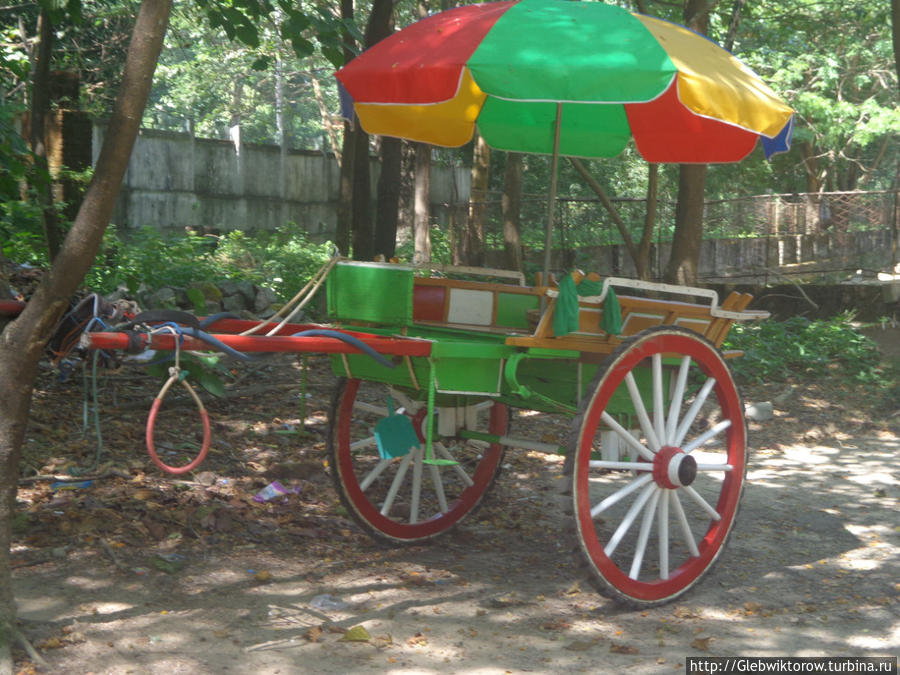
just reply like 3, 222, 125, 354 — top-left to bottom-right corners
436, 189, 899, 280
445, 189, 898, 247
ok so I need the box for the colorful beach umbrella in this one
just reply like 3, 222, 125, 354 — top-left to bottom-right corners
335, 0, 795, 164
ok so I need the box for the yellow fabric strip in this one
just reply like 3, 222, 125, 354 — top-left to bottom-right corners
355, 68, 487, 147
633, 14, 793, 138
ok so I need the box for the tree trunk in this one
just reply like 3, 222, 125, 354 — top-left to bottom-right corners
350, 125, 373, 260
28, 9, 64, 261
892, 0, 900, 97
664, 164, 707, 285
636, 163, 658, 280
663, 0, 710, 287
502, 153, 523, 272
374, 137, 401, 259
0, 3, 171, 672
464, 133, 490, 267
364, 0, 397, 260
335, 0, 356, 256
336, 121, 354, 255
569, 158, 644, 274
413, 143, 432, 262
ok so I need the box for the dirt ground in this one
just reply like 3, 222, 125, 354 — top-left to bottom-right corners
11, 327, 900, 674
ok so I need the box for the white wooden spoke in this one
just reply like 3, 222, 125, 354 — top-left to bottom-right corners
429, 463, 449, 513
360, 456, 395, 491
333, 381, 508, 543
625, 372, 661, 451
652, 354, 665, 444
590, 473, 653, 518
673, 377, 717, 448
682, 420, 732, 454
589, 461, 654, 471
354, 401, 388, 417
410, 446, 424, 524
351, 435, 378, 452
665, 356, 692, 445
380, 450, 416, 516
391, 390, 419, 414
629, 487, 662, 580
696, 463, 733, 472
600, 411, 655, 462
670, 490, 700, 557
683, 485, 722, 521
435, 442, 475, 487
604, 482, 657, 557
658, 490, 671, 579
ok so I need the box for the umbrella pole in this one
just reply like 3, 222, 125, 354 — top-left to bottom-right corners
541, 103, 563, 287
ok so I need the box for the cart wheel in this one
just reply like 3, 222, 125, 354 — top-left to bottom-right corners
328, 378, 507, 543
569, 326, 747, 607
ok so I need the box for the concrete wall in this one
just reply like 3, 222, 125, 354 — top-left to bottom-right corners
93, 125, 470, 242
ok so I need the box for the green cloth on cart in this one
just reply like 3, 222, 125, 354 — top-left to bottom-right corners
552, 274, 623, 338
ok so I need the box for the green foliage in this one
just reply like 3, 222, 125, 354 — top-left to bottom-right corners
213, 224, 334, 301
394, 226, 453, 265
1, 201, 50, 266
723, 313, 883, 384
6, 220, 335, 309
84, 225, 221, 293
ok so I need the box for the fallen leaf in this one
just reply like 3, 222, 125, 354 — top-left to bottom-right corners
691, 636, 714, 651
565, 640, 595, 652
564, 581, 582, 596
340, 625, 371, 642
541, 618, 572, 631
673, 606, 700, 620
407, 632, 427, 646
610, 643, 639, 655
37, 637, 64, 650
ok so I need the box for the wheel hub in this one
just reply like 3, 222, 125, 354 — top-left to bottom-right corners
653, 445, 698, 489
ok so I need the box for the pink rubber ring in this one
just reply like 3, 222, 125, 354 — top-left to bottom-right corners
145, 393, 211, 475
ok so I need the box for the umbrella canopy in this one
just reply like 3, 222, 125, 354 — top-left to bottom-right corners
336, 0, 794, 163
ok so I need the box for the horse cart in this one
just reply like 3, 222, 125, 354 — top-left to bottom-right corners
82, 259, 768, 607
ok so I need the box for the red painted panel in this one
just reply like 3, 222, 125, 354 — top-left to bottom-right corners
413, 284, 447, 322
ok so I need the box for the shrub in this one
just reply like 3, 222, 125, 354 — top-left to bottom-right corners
723, 312, 883, 384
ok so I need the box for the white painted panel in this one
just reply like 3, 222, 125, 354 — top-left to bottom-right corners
447, 288, 493, 325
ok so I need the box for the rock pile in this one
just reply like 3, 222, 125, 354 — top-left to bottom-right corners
112, 280, 281, 318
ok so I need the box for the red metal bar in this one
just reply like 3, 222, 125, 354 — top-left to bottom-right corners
84, 330, 433, 358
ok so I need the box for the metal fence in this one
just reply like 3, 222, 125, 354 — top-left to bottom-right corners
437, 189, 899, 281
455, 189, 899, 249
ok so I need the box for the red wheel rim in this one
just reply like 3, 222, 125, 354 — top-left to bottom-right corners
573, 331, 746, 602
335, 379, 507, 540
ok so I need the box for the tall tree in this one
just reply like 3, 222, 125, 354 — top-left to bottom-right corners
894, 0, 900, 93
375, 138, 402, 259
463, 132, 490, 266
663, 0, 712, 285
0, 3, 172, 672
413, 143, 432, 262
366, 0, 399, 260
26, 7, 64, 261
336, 0, 357, 255
502, 152, 524, 272
339, 0, 396, 261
